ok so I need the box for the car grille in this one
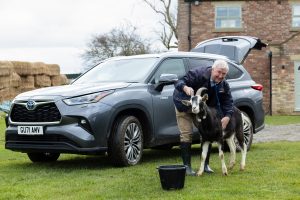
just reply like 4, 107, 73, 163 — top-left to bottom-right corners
6, 134, 79, 147
10, 102, 61, 123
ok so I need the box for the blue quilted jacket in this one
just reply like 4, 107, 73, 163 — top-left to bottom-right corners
173, 66, 234, 119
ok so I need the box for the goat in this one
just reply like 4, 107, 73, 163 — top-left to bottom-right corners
182, 87, 247, 176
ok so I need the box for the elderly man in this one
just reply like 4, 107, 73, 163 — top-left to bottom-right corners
173, 59, 234, 176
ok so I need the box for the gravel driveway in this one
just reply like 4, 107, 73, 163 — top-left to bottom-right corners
253, 123, 300, 143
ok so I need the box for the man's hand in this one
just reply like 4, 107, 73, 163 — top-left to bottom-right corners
221, 116, 230, 130
183, 86, 194, 96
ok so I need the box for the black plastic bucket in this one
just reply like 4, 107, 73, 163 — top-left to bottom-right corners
157, 165, 187, 190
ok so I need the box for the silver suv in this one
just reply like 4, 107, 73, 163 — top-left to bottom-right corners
5, 36, 266, 166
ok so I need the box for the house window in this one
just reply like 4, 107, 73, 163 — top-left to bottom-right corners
292, 5, 300, 28
215, 6, 242, 29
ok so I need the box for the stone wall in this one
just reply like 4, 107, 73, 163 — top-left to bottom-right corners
0, 61, 68, 102
177, 0, 300, 115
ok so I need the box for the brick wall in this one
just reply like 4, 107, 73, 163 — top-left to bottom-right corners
177, 0, 300, 114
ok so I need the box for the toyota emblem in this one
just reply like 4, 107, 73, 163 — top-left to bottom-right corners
26, 100, 36, 110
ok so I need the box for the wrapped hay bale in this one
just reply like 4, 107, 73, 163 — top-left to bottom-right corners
12, 61, 38, 76
51, 74, 69, 86
10, 72, 21, 88
0, 61, 14, 76
46, 64, 60, 76
32, 62, 50, 75
35, 75, 51, 87
20, 75, 35, 90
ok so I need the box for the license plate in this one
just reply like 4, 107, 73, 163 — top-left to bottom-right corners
18, 126, 43, 135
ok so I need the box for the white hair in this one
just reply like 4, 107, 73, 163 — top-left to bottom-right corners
212, 59, 229, 72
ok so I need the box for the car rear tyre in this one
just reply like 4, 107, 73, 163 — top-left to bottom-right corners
108, 115, 143, 166
224, 111, 254, 152
27, 152, 60, 162
238, 111, 253, 151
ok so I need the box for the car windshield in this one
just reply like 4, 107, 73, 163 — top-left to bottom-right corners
73, 57, 158, 84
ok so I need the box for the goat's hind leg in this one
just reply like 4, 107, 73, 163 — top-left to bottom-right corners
218, 142, 228, 176
226, 134, 236, 170
197, 142, 210, 176
235, 128, 247, 171
240, 143, 247, 171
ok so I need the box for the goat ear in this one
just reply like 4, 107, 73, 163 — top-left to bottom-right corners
202, 94, 208, 101
181, 100, 191, 106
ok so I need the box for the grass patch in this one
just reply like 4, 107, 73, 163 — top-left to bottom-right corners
0, 112, 6, 143
1, 117, 300, 199
0, 141, 299, 199
265, 115, 300, 125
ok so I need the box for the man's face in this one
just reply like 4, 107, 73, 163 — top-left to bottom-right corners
211, 67, 228, 83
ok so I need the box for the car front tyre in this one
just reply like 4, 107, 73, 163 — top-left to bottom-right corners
27, 152, 60, 162
108, 116, 143, 166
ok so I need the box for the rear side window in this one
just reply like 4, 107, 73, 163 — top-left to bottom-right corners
188, 58, 242, 80
152, 58, 186, 84
226, 63, 243, 79
188, 58, 214, 69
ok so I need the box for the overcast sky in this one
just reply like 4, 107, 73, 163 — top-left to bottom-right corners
0, 0, 168, 74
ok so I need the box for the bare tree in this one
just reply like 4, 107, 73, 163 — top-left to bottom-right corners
82, 24, 152, 69
142, 0, 178, 50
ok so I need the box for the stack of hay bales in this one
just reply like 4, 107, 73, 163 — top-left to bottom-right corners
0, 61, 21, 102
0, 61, 69, 102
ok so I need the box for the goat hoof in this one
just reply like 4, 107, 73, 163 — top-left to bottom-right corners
222, 168, 228, 175
240, 165, 245, 171
196, 171, 203, 176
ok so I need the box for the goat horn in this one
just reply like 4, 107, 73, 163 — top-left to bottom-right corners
196, 87, 208, 96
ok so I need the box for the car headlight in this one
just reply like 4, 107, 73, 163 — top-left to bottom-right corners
63, 90, 114, 105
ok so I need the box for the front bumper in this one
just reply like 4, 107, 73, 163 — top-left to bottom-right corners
5, 100, 113, 154
5, 124, 107, 154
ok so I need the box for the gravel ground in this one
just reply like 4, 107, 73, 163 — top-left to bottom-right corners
253, 123, 300, 143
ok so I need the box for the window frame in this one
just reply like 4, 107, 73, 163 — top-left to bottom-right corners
187, 57, 214, 70
213, 2, 244, 32
215, 5, 242, 29
149, 57, 187, 84
226, 63, 243, 80
292, 4, 300, 28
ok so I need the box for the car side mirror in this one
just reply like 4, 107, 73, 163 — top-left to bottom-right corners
154, 74, 178, 92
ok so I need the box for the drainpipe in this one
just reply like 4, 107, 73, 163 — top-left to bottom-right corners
188, 2, 192, 51
268, 51, 272, 116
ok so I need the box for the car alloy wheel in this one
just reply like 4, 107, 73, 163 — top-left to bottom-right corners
108, 115, 143, 166
124, 122, 142, 163
239, 112, 253, 151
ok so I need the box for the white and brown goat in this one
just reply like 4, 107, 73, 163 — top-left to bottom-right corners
182, 87, 247, 176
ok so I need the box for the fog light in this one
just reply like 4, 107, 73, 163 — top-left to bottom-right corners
78, 118, 92, 133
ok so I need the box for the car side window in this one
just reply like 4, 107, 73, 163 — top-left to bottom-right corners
188, 58, 214, 70
226, 63, 243, 80
152, 58, 186, 84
